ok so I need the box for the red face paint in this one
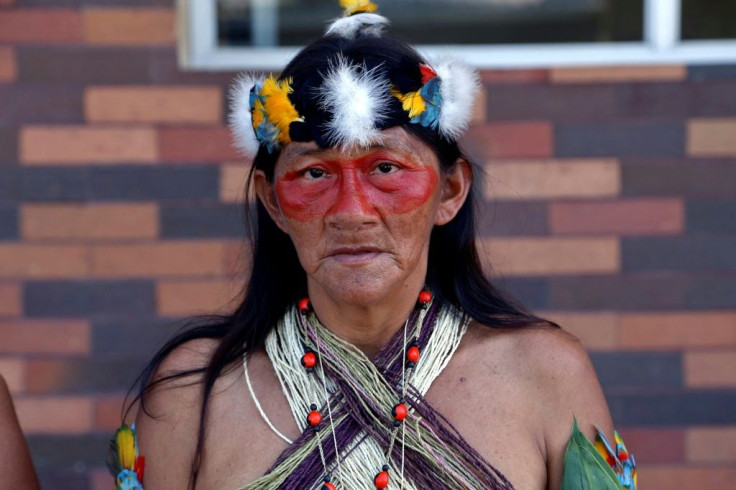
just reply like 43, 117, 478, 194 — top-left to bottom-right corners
275, 153, 439, 222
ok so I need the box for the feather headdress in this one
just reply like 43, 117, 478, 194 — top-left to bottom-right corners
392, 59, 480, 141
228, 0, 480, 159
229, 73, 264, 158
319, 56, 390, 149
229, 74, 304, 156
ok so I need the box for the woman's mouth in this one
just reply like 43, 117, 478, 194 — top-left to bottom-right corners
328, 247, 384, 265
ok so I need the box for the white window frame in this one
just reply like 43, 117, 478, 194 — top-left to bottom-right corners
179, 0, 736, 70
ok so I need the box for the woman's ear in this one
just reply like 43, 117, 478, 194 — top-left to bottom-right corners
435, 158, 472, 226
253, 170, 289, 233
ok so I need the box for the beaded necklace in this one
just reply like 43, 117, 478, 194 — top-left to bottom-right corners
245, 292, 513, 490
297, 290, 432, 489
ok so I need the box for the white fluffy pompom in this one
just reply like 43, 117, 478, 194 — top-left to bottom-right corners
325, 13, 389, 39
319, 57, 390, 149
229, 73, 264, 159
432, 57, 481, 140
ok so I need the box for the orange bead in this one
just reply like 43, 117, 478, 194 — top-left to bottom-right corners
299, 298, 311, 312
407, 346, 420, 363
308, 410, 322, 427
374, 470, 389, 488
301, 351, 317, 369
322, 483, 336, 490
393, 403, 407, 421
418, 290, 431, 304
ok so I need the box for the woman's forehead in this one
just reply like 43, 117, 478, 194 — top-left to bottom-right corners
278, 127, 434, 164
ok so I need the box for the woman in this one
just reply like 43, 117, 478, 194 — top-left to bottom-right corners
109, 2, 636, 489
0, 375, 41, 490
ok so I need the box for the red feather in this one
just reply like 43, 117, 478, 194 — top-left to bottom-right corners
420, 65, 437, 84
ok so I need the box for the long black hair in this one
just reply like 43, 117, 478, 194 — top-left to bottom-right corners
130, 33, 548, 488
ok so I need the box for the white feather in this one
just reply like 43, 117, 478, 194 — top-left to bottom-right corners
325, 13, 389, 39
319, 56, 390, 149
432, 56, 481, 140
228, 73, 264, 159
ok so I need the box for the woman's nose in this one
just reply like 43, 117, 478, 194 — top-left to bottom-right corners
326, 172, 379, 229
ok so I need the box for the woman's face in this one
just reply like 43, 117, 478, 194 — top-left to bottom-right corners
255, 127, 470, 307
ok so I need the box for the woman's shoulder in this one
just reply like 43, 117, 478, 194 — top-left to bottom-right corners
464, 320, 613, 438
129, 338, 226, 488
464, 320, 593, 380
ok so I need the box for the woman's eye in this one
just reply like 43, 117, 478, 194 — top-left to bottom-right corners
305, 168, 326, 179
375, 162, 398, 174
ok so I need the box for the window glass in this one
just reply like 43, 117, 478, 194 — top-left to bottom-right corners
217, 0, 644, 48
681, 0, 736, 40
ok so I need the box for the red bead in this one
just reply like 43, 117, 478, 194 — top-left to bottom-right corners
393, 403, 407, 421
407, 346, 420, 363
418, 290, 431, 305
299, 298, 311, 312
374, 470, 389, 488
301, 351, 317, 369
308, 410, 322, 427
322, 484, 336, 490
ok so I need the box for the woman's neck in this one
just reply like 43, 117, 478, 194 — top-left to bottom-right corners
306, 280, 424, 359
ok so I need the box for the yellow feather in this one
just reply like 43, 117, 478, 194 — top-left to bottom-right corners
340, 0, 378, 15
252, 98, 265, 129
593, 437, 610, 461
116, 425, 136, 470
393, 88, 426, 119
261, 76, 301, 144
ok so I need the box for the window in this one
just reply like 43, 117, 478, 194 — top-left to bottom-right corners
181, 0, 736, 70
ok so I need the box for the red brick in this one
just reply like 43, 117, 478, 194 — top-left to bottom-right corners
0, 47, 16, 82
21, 203, 158, 241
223, 241, 251, 279
688, 118, 736, 157
685, 351, 736, 388
0, 283, 21, 317
472, 86, 487, 123
159, 127, 240, 163
0, 9, 82, 43
479, 237, 619, 276
95, 395, 126, 431
462, 122, 553, 159
481, 69, 548, 84
483, 159, 620, 200
618, 428, 684, 464
551, 65, 686, 84
20, 126, 158, 165
14, 396, 94, 434
687, 427, 736, 463
0, 320, 89, 355
0, 244, 88, 279
83, 8, 175, 45
85, 86, 222, 124
640, 466, 736, 489
620, 312, 736, 349
0, 358, 25, 393
542, 312, 619, 350
157, 279, 238, 316
549, 198, 684, 235
220, 163, 252, 203
91, 242, 225, 278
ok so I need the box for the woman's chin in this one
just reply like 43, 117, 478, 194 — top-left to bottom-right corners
308, 269, 411, 308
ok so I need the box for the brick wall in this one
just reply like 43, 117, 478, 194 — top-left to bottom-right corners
0, 2, 735, 489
